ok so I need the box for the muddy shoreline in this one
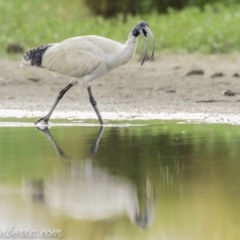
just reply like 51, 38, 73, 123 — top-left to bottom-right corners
1, 55, 240, 124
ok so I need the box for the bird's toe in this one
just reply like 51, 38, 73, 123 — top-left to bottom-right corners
34, 117, 49, 126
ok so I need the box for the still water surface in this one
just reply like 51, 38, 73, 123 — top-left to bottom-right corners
0, 121, 240, 240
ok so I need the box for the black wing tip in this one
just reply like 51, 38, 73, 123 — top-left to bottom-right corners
23, 44, 52, 67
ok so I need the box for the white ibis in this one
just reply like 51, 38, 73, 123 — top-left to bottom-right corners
21, 21, 155, 125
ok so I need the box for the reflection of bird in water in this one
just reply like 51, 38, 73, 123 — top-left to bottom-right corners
24, 126, 156, 229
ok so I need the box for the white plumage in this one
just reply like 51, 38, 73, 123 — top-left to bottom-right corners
21, 21, 155, 125
42, 35, 137, 83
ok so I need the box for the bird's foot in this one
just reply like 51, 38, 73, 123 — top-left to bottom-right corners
34, 117, 49, 126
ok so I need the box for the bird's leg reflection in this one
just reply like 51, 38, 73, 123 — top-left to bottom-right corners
88, 126, 104, 160
36, 126, 66, 159
36, 126, 104, 161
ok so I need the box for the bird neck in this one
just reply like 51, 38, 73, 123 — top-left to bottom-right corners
118, 33, 138, 65
106, 33, 138, 70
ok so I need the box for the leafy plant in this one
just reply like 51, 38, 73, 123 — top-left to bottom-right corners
1, 0, 240, 55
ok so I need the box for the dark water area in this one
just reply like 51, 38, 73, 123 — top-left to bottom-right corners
0, 121, 240, 239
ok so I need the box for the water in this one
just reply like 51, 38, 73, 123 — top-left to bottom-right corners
0, 121, 240, 240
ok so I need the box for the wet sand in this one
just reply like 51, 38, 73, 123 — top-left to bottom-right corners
1, 54, 240, 124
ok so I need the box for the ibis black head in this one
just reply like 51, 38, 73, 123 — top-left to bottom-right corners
132, 21, 149, 37
132, 21, 155, 65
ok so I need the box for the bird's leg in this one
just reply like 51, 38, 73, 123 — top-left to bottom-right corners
87, 86, 104, 125
35, 83, 73, 125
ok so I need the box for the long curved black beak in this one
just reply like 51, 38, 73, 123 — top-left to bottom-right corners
139, 26, 155, 65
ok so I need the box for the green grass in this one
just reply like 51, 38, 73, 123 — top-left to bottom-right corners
1, 0, 240, 56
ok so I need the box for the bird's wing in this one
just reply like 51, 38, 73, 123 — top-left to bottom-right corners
42, 39, 103, 78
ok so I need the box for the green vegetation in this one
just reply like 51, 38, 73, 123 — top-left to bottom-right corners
1, 0, 240, 56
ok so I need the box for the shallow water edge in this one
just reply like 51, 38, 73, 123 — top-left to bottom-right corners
0, 109, 240, 125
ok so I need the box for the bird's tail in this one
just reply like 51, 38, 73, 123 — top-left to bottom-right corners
20, 44, 52, 67
20, 55, 31, 67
